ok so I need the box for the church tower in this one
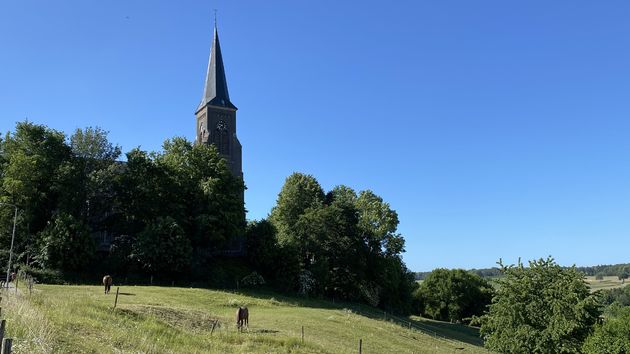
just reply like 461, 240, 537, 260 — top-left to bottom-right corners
196, 24, 243, 179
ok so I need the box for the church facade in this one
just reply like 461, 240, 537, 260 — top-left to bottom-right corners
195, 25, 243, 179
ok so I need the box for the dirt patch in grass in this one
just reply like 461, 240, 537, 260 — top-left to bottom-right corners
118, 305, 220, 332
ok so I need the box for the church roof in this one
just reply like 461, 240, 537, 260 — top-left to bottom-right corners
198, 26, 237, 111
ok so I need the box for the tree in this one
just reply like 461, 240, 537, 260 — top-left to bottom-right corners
600, 286, 630, 307
618, 268, 629, 284
355, 190, 404, 257
70, 127, 121, 164
245, 219, 279, 276
416, 269, 493, 323
0, 122, 73, 264
292, 203, 364, 299
269, 173, 324, 244
158, 138, 245, 274
68, 127, 121, 222
37, 213, 95, 271
479, 257, 601, 354
583, 306, 630, 354
130, 217, 192, 277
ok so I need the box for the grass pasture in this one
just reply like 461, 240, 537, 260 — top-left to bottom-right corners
0, 284, 488, 353
585, 276, 628, 291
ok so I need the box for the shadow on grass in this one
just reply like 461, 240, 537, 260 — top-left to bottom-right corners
229, 288, 484, 347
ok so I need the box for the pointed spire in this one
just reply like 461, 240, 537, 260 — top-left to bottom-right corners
198, 21, 237, 111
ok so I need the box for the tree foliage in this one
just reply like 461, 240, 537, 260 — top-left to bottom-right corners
0, 122, 245, 281
130, 217, 192, 276
583, 305, 630, 354
267, 174, 416, 312
415, 268, 493, 323
269, 173, 324, 244
479, 257, 601, 354
37, 213, 94, 271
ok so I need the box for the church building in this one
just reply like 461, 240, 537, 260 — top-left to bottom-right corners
195, 24, 243, 180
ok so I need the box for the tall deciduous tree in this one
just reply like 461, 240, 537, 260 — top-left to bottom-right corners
0, 122, 72, 265
479, 257, 601, 353
37, 213, 95, 271
269, 173, 324, 244
268, 175, 416, 312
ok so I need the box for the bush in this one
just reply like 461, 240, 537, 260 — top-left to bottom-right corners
241, 272, 265, 287
600, 286, 630, 307
583, 306, 630, 354
415, 268, 493, 323
17, 265, 64, 284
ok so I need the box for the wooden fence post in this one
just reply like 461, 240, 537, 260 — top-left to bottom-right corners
0, 320, 5, 345
1, 338, 12, 354
301, 325, 304, 343
113, 287, 120, 309
358, 338, 362, 354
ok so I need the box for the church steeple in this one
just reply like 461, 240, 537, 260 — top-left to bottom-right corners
198, 24, 237, 111
195, 19, 243, 179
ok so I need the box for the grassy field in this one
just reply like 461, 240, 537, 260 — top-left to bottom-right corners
0, 284, 489, 354
585, 276, 628, 291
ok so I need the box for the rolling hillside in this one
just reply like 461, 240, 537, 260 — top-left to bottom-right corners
1, 284, 488, 353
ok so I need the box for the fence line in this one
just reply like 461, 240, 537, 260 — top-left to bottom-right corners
344, 305, 466, 346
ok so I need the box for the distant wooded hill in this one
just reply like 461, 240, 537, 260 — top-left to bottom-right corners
415, 262, 630, 280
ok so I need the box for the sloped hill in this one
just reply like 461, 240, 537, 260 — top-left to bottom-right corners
1, 285, 488, 353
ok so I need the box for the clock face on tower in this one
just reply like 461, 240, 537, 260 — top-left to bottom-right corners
216, 120, 227, 131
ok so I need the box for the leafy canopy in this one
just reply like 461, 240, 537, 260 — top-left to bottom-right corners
479, 257, 601, 354
415, 268, 493, 323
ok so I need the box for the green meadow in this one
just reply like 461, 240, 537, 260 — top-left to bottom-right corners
584, 275, 628, 291
1, 284, 488, 354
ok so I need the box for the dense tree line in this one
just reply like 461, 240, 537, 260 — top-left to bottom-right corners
0, 122, 416, 312
414, 257, 630, 352
576, 263, 630, 277
0, 122, 245, 282
245, 173, 417, 313
417, 263, 630, 281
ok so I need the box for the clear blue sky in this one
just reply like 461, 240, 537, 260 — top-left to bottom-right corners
1, 1, 629, 272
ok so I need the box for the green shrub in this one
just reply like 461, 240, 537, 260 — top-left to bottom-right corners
583, 306, 630, 354
241, 272, 265, 287
18, 264, 65, 284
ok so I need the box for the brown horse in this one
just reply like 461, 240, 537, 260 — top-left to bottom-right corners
236, 306, 249, 331
102, 275, 113, 294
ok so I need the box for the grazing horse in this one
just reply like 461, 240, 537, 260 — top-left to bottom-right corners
102, 275, 113, 294
236, 306, 249, 331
